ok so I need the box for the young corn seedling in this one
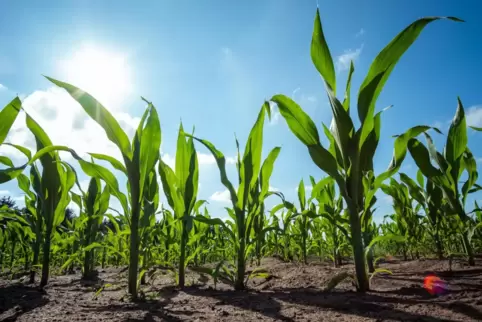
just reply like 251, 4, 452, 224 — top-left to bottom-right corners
270, 8, 461, 291
36, 77, 161, 298
190, 103, 281, 290
15, 167, 44, 283
158, 123, 200, 287
399, 171, 445, 259
311, 177, 348, 267
405, 98, 479, 265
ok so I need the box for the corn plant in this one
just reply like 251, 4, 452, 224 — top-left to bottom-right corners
405, 99, 479, 265
270, 8, 461, 291
16, 167, 44, 283
74, 177, 111, 278
39, 77, 162, 297
382, 178, 425, 260
190, 104, 280, 290
400, 171, 445, 259
158, 124, 200, 287
311, 177, 348, 267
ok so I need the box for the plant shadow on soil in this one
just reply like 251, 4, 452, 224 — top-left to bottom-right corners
1, 258, 481, 321
0, 284, 49, 321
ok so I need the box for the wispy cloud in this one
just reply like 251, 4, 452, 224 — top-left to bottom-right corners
336, 44, 364, 72
0, 84, 7, 91
466, 105, 482, 128
0, 190, 10, 195
210, 189, 231, 203
355, 28, 365, 37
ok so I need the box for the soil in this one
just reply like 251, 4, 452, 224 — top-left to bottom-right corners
1, 257, 481, 322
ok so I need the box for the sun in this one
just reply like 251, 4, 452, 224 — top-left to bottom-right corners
58, 45, 132, 109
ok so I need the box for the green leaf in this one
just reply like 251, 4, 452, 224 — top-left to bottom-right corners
239, 106, 265, 209
0, 97, 21, 145
407, 138, 442, 178
0, 156, 13, 167
2, 143, 32, 160
343, 61, 354, 112
270, 95, 320, 146
45, 76, 132, 159
89, 153, 127, 174
138, 104, 161, 203
375, 125, 434, 187
298, 179, 306, 211
158, 158, 184, 217
445, 97, 467, 164
311, 8, 336, 93
259, 147, 281, 201
188, 135, 238, 208
365, 234, 406, 257
357, 16, 463, 124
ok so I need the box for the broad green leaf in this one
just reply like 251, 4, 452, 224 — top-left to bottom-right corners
365, 234, 406, 257
311, 8, 336, 93
259, 147, 281, 201
270, 95, 320, 146
298, 179, 306, 211
342, 61, 354, 112
239, 106, 265, 209
45, 76, 132, 159
326, 90, 354, 167
0, 156, 13, 167
445, 97, 467, 164
89, 153, 127, 174
0, 97, 21, 144
407, 138, 442, 178
2, 143, 32, 160
158, 158, 185, 217
357, 16, 463, 123
138, 104, 161, 202
375, 125, 434, 187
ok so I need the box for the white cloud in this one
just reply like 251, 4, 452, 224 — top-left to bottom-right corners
476, 157, 482, 164
226, 156, 237, 165
197, 152, 215, 165
269, 185, 280, 192
161, 153, 175, 169
0, 190, 10, 195
336, 44, 364, 72
466, 105, 482, 128
210, 189, 231, 203
0, 84, 7, 91
355, 28, 365, 37
0, 87, 141, 162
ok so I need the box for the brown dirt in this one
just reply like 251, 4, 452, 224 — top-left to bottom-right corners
1, 257, 481, 321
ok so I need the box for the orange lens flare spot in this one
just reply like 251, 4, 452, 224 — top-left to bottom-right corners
424, 275, 446, 295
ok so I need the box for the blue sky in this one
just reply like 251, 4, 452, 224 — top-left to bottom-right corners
1, 0, 482, 222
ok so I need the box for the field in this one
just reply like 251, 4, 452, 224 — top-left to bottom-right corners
1, 7, 482, 322
1, 257, 481, 322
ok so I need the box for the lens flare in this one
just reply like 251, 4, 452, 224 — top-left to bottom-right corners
424, 275, 447, 295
